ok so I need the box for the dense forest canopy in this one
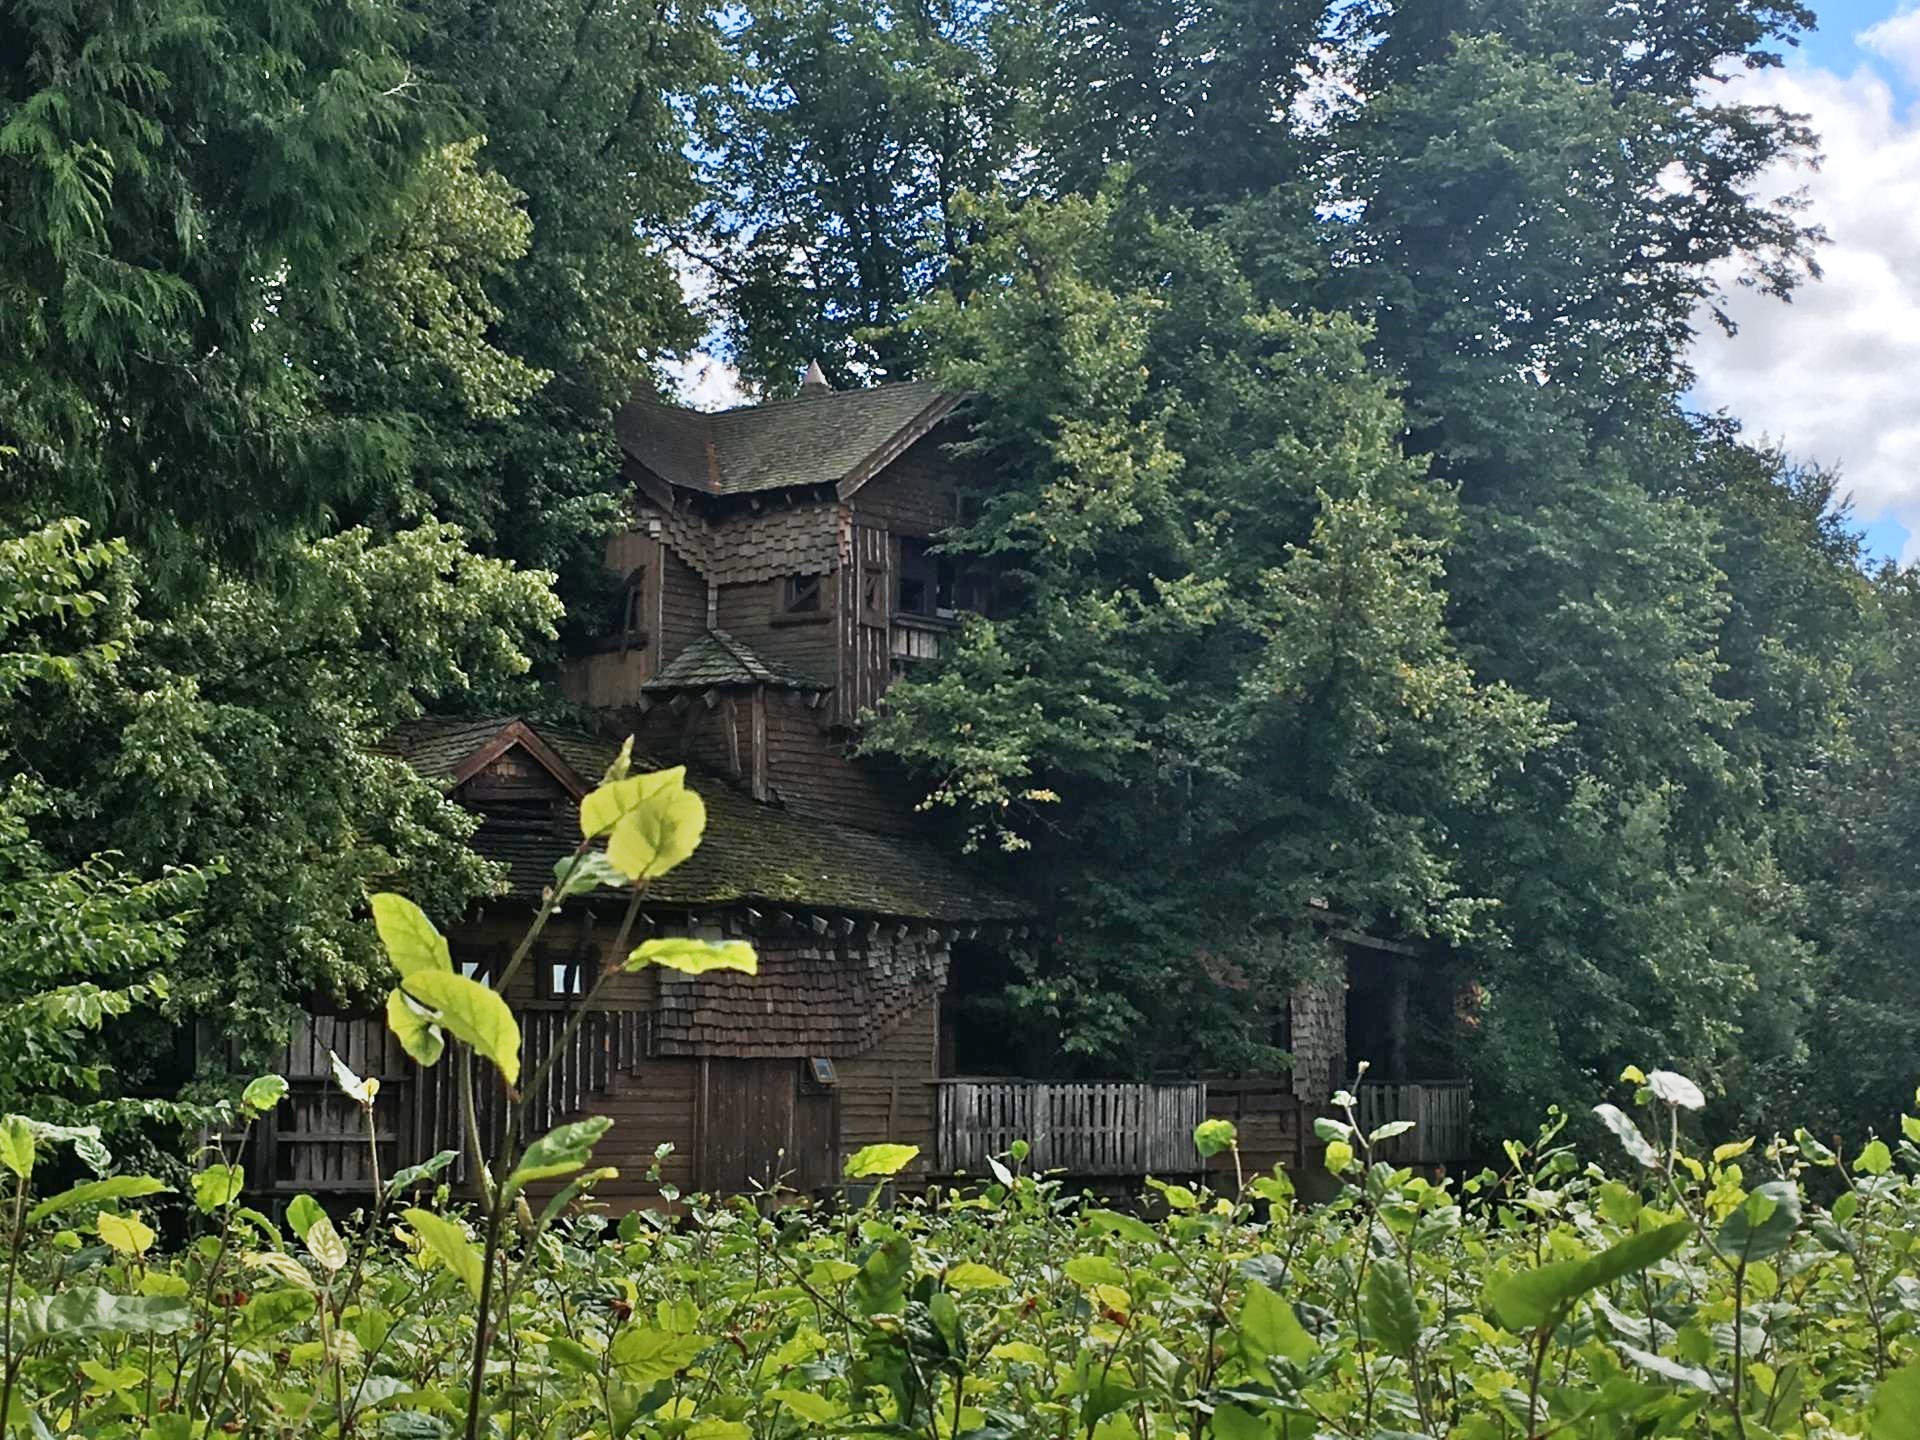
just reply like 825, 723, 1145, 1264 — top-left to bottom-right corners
3, 0, 1916, 1145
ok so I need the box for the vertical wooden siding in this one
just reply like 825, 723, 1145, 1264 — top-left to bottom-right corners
934, 1080, 1209, 1177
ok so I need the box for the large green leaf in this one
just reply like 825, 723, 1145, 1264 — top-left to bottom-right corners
192, 1164, 245, 1214
1871, 1361, 1920, 1440
508, 1116, 614, 1191
553, 851, 632, 898
240, 1074, 289, 1114
580, 766, 685, 839
404, 1208, 485, 1299
606, 783, 706, 880
370, 893, 452, 977
1490, 1221, 1692, 1332
1239, 1281, 1318, 1366
28, 1175, 170, 1226
1593, 1104, 1659, 1170
15, 1288, 192, 1343
399, 971, 521, 1086
844, 1143, 919, 1179
387, 988, 445, 1068
623, 937, 757, 976
1715, 1181, 1801, 1263
0, 1114, 33, 1178
1365, 1259, 1420, 1358
608, 1325, 712, 1385
388, 1150, 460, 1194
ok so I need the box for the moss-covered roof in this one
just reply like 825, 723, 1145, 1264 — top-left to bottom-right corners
643, 630, 827, 693
383, 717, 1027, 923
614, 381, 963, 497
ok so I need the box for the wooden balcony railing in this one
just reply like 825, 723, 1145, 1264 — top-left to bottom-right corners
1356, 1080, 1473, 1169
934, 1078, 1208, 1177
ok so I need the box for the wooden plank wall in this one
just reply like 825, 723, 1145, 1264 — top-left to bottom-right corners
1204, 1080, 1306, 1184
835, 997, 939, 1181
660, 546, 708, 658
934, 1080, 1208, 1178
1356, 1081, 1473, 1171
558, 531, 661, 709
762, 698, 922, 835
715, 581, 837, 684
837, 522, 892, 726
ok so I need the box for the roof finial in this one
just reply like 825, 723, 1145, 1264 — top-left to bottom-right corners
799, 359, 832, 397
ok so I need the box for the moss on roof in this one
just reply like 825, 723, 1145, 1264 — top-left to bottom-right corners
384, 717, 1027, 923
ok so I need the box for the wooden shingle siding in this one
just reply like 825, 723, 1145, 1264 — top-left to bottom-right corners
660, 546, 708, 659
763, 699, 922, 835
845, 432, 975, 536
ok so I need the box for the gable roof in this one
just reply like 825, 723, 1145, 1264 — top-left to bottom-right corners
642, 630, 828, 693
382, 716, 1027, 923
615, 381, 964, 498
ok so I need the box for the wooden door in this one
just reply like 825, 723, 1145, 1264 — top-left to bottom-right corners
697, 1059, 838, 1196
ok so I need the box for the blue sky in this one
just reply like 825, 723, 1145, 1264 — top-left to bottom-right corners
1688, 1, 1920, 565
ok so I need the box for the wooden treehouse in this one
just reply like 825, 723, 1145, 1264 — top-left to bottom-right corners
249, 369, 1470, 1206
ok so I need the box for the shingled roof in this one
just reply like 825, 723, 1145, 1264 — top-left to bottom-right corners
615, 381, 964, 498
642, 630, 827, 694
383, 717, 1026, 923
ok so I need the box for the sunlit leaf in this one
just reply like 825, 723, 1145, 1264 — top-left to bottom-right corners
844, 1143, 919, 1179
370, 893, 452, 977
404, 1208, 485, 1299
399, 971, 521, 1086
623, 937, 757, 976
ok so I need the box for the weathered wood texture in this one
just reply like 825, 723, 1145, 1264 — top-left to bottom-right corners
838, 522, 893, 726
715, 581, 837, 684
836, 997, 940, 1179
1356, 1081, 1473, 1170
845, 432, 971, 537
762, 698, 923, 835
934, 1080, 1208, 1178
1203, 1079, 1307, 1181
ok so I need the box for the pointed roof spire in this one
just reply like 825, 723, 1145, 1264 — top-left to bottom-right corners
799, 359, 832, 397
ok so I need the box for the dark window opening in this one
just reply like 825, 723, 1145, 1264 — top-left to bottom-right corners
616, 566, 648, 651
782, 573, 823, 614
898, 537, 975, 618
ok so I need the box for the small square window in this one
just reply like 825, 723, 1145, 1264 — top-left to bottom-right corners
782, 574, 822, 613
457, 957, 493, 988
544, 954, 589, 999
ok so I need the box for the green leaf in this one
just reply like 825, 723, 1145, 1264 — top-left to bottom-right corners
946, 1262, 1013, 1290
28, 1176, 169, 1226
0, 1115, 33, 1178
553, 851, 631, 897
15, 1288, 192, 1343
1081, 1209, 1159, 1245
400, 971, 521, 1086
1490, 1221, 1692, 1331
96, 1210, 156, 1256
606, 783, 706, 879
370, 893, 452, 977
1323, 1140, 1354, 1173
1715, 1181, 1801, 1263
1871, 1360, 1920, 1439
1368, 1119, 1416, 1144
1593, 1103, 1660, 1169
1211, 1404, 1272, 1440
608, 1325, 711, 1385
580, 766, 685, 839
387, 988, 446, 1068
1240, 1281, 1317, 1366
1365, 1260, 1420, 1358
287, 1194, 326, 1242
1615, 1344, 1715, 1392
388, 1150, 460, 1194
844, 1143, 919, 1178
306, 1213, 349, 1273
403, 1208, 485, 1300
624, 937, 758, 976
769, 1389, 840, 1423
1193, 1118, 1238, 1157
192, 1164, 245, 1215
508, 1116, 613, 1190
1064, 1256, 1128, 1289
241, 1075, 289, 1114
1856, 1140, 1894, 1176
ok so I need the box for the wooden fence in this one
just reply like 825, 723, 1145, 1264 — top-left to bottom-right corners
245, 1008, 647, 1194
935, 1079, 1208, 1177
1356, 1080, 1473, 1169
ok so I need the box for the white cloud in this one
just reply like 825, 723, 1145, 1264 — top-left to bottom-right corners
662, 352, 748, 412
1688, 60, 1920, 546
1861, 8, 1920, 87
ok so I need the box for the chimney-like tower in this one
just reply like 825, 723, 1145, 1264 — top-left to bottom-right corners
799, 359, 832, 397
